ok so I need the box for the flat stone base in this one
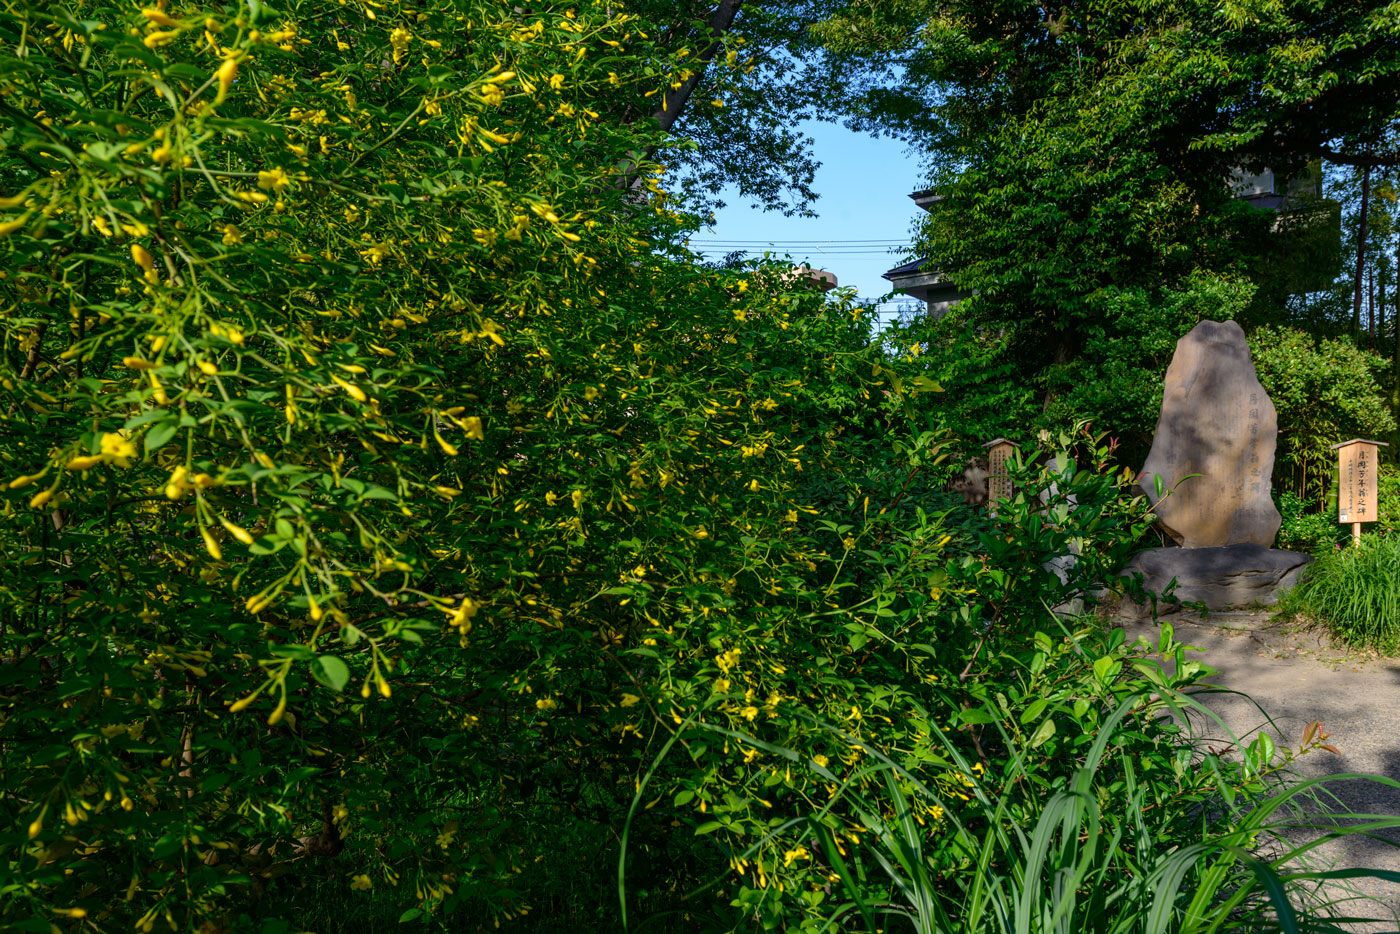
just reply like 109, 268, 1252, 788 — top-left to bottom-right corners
1118, 544, 1312, 619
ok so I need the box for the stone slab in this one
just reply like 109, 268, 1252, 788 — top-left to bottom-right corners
1117, 544, 1312, 618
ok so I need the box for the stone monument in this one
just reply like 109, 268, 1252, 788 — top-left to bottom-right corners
1121, 320, 1311, 616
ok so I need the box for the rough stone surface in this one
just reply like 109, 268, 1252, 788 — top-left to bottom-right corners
1138, 320, 1282, 547
1117, 544, 1312, 617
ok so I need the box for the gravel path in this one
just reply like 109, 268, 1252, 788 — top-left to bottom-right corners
1118, 611, 1400, 932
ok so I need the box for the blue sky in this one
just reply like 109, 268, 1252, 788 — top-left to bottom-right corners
685, 120, 928, 318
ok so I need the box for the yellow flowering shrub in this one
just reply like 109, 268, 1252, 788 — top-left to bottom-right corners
0, 0, 947, 927
0, 2, 1177, 931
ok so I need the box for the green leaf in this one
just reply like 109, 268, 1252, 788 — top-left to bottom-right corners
1029, 717, 1056, 748
143, 420, 178, 455
958, 707, 998, 725
312, 656, 351, 692
1020, 698, 1048, 724
1092, 655, 1121, 684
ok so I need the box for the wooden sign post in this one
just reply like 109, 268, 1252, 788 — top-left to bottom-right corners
1332, 438, 1389, 545
983, 438, 1018, 508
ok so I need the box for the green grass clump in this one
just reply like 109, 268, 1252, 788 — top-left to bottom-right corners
1285, 533, 1400, 652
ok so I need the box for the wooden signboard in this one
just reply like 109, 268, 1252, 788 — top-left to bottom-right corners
983, 438, 1017, 506
1333, 438, 1389, 544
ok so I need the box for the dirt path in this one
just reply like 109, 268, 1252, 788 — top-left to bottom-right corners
1117, 611, 1400, 932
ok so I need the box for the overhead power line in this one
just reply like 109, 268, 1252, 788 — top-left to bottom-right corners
689, 250, 917, 257
688, 238, 911, 244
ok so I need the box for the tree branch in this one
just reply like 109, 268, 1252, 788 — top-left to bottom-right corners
652, 0, 744, 133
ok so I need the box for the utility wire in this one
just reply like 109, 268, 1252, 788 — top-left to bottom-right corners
690, 248, 917, 255
689, 238, 912, 244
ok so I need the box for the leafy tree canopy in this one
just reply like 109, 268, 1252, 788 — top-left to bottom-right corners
812, 0, 1400, 445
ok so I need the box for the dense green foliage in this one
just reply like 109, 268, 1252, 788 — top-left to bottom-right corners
2, 1, 1399, 932
784, 674, 1375, 933
0, 1, 913, 927
810, 0, 1400, 460
1282, 533, 1400, 653
1274, 491, 1345, 554
1251, 326, 1397, 504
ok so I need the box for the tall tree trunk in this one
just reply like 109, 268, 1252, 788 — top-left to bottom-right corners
1353, 164, 1372, 342
1369, 268, 1376, 346
1394, 232, 1400, 444
1382, 259, 1390, 350
1393, 255, 1400, 436
615, 0, 744, 193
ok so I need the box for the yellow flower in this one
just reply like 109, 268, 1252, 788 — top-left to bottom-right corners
130, 243, 155, 273
220, 517, 254, 545
619, 693, 641, 707
463, 416, 484, 440
100, 432, 137, 468
389, 26, 411, 63
447, 598, 477, 631
165, 466, 191, 500
142, 28, 181, 49
570, 489, 583, 509
349, 874, 372, 892
535, 697, 557, 711
813, 754, 829, 768
257, 167, 290, 193
141, 8, 181, 27
213, 56, 239, 104
739, 706, 759, 721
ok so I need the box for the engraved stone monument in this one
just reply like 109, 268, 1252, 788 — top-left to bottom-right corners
1121, 320, 1311, 616
1137, 320, 1281, 547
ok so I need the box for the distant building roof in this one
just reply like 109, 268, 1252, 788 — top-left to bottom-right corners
882, 257, 930, 280
909, 190, 942, 212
